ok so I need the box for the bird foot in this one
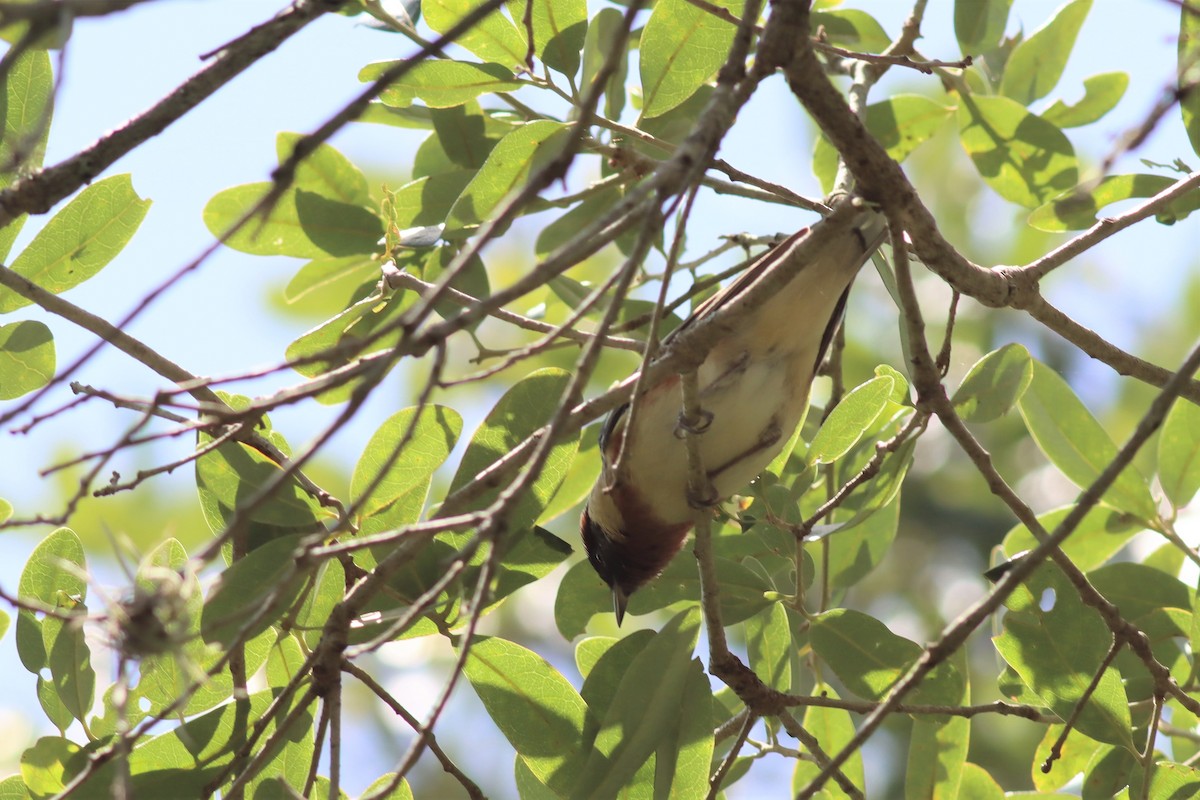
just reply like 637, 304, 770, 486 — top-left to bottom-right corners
674, 408, 714, 438
687, 483, 720, 509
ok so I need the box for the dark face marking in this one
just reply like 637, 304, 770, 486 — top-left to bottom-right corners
580, 501, 692, 598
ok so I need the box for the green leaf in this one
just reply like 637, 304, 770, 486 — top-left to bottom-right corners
957, 93, 1078, 208
203, 182, 382, 258
999, 0, 1093, 105
809, 375, 895, 464
0, 319, 53, 399
555, 558, 614, 639
574, 635, 619, 679
0, 175, 151, 313
1017, 359, 1159, 523
582, 7, 628, 120
0, 497, 10, 524
463, 635, 588, 796
815, 95, 953, 194
295, 557, 345, 650
359, 774, 414, 800
791, 687, 866, 795
639, 0, 742, 119
810, 9, 891, 54
572, 608, 701, 799
350, 405, 462, 519
1089, 562, 1191, 622
825, 495, 900, 589
0, 48, 53, 263
200, 534, 311, 647
810, 608, 964, 706
19, 737, 83, 798
904, 649, 969, 799
446, 120, 569, 235
447, 367, 576, 527
746, 602, 792, 692
424, 0, 527, 66
0, 608, 8, 641
390, 171, 476, 228
284, 289, 412, 404
1041, 71, 1128, 128
195, 427, 325, 529
361, 59, 522, 109
1028, 173, 1187, 232
88, 691, 312, 798
953, 0, 1012, 54
993, 564, 1133, 749
0, 773, 29, 800
1159, 399, 1200, 509
278, 132, 371, 206
1181, 3, 1200, 158
42, 613, 95, 727
951, 342, 1033, 422
630, 554, 772, 625
508, 0, 588, 77
536, 186, 622, 259
1033, 723, 1101, 791
16, 528, 85, 674
283, 255, 377, 304
957, 763, 1004, 799
1002, 505, 1142, 573
1148, 762, 1200, 799
654, 658, 713, 800
422, 102, 502, 173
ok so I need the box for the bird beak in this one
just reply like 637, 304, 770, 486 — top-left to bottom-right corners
612, 586, 629, 627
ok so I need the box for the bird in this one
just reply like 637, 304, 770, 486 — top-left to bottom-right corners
580, 199, 888, 625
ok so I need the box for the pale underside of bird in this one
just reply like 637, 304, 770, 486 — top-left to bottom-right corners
580, 202, 889, 623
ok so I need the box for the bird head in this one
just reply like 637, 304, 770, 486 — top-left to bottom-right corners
580, 489, 692, 625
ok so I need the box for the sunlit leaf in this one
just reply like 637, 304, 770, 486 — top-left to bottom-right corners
463, 635, 587, 795
810, 8, 891, 53
446, 120, 569, 235
951, 342, 1033, 422
953, 0, 1012, 54
1181, 3, 1200, 157
16, 528, 85, 675
1041, 71, 1128, 128
362, 59, 522, 109
0, 48, 53, 263
425, 0, 527, 67
1001, 505, 1142, 573
571, 608, 701, 798
957, 94, 1078, 208
815, 95, 953, 193
1159, 398, 1200, 509
1017, 359, 1158, 523
791, 686, 866, 796
999, 0, 1093, 105
639, 0, 742, 119
810, 608, 964, 706
204, 182, 382, 258
582, 7, 628, 119
0, 319, 53, 399
993, 564, 1133, 749
200, 534, 310, 647
508, 0, 588, 77
745, 603, 792, 692
809, 374, 895, 463
1027, 173, 1197, 232
350, 405, 462, 519
0, 175, 150, 313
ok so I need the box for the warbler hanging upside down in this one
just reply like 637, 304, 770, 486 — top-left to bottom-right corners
581, 199, 888, 624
